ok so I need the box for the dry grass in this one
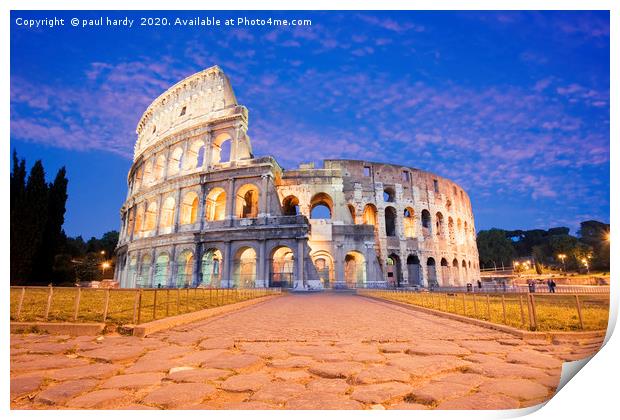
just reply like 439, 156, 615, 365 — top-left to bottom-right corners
10, 287, 279, 325
358, 290, 609, 332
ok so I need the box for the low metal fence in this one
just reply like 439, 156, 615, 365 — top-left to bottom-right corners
10, 286, 281, 325
357, 289, 609, 332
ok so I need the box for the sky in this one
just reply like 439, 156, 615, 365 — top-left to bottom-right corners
10, 10, 610, 239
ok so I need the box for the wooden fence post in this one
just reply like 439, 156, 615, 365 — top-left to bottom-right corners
444, 294, 448, 312
16, 287, 26, 319
102, 289, 110, 322
575, 295, 584, 329
486, 294, 491, 320
519, 294, 525, 326
153, 289, 158, 320
177, 288, 180, 314
44, 286, 54, 321
501, 295, 507, 325
166, 289, 170, 317
473, 293, 478, 318
137, 289, 143, 325
132, 290, 139, 324
462, 293, 466, 316
73, 287, 82, 321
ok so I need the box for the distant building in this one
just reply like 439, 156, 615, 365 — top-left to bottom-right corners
114, 66, 480, 289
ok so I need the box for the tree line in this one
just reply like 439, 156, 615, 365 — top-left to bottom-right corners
11, 151, 119, 285
476, 221, 610, 273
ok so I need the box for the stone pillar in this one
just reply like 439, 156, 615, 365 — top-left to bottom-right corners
149, 248, 157, 288
162, 146, 171, 181
198, 183, 208, 231
296, 240, 305, 289
169, 245, 177, 287
222, 241, 232, 288
420, 258, 428, 288
154, 193, 163, 236
334, 244, 345, 286
181, 139, 190, 171
225, 178, 235, 224
173, 189, 182, 232
203, 131, 212, 170
257, 240, 267, 287
193, 242, 202, 287
259, 173, 270, 218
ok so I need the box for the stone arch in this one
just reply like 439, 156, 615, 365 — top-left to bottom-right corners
134, 165, 144, 191
452, 258, 460, 286
206, 187, 226, 221
143, 160, 154, 185
310, 192, 333, 219
462, 259, 468, 284
362, 204, 377, 226
427, 257, 438, 287
464, 221, 469, 242
153, 155, 166, 180
233, 246, 257, 288
180, 191, 199, 224
212, 132, 233, 165
344, 251, 366, 288
270, 246, 295, 288
448, 217, 455, 242
176, 249, 194, 288
282, 195, 300, 216
387, 253, 403, 287
144, 201, 158, 231
421, 209, 432, 232
236, 183, 260, 218
403, 207, 415, 238
127, 255, 138, 288
436, 212, 445, 236
134, 204, 145, 235
186, 139, 206, 169
168, 146, 183, 176
160, 197, 176, 231
407, 255, 421, 286
312, 250, 335, 288
384, 206, 397, 237
457, 218, 463, 242
347, 204, 356, 224
201, 248, 223, 287
154, 252, 170, 288
138, 254, 152, 287
440, 258, 450, 286
383, 186, 395, 202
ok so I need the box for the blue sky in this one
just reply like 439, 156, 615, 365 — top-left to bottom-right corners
10, 11, 610, 239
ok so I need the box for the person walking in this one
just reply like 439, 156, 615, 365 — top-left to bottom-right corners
550, 279, 556, 293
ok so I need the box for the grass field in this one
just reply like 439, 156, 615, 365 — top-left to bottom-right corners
10, 287, 279, 326
358, 290, 609, 332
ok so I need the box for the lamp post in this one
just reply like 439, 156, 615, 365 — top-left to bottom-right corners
101, 261, 111, 278
581, 258, 589, 274
557, 254, 566, 272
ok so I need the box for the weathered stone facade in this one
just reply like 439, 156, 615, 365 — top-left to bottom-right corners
115, 66, 480, 290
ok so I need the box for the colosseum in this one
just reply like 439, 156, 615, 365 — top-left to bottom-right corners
114, 66, 481, 290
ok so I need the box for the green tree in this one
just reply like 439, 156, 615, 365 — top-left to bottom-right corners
476, 229, 516, 269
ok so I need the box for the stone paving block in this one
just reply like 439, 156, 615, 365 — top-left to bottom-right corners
80, 345, 146, 363
35, 379, 98, 405
100, 372, 165, 389
389, 401, 430, 410
66, 389, 130, 409
352, 365, 411, 384
478, 378, 550, 401
11, 356, 89, 373
165, 367, 232, 383
308, 361, 364, 379
25, 341, 77, 355
436, 392, 521, 410
406, 381, 473, 405
505, 349, 562, 369
269, 356, 315, 368
198, 337, 235, 350
250, 382, 306, 404
467, 361, 549, 379
220, 372, 272, 392
457, 340, 513, 354
306, 378, 351, 394
10, 374, 44, 400
173, 349, 226, 366
350, 352, 386, 363
350, 382, 413, 404
274, 370, 313, 381
387, 354, 471, 377
378, 342, 411, 353
46, 363, 121, 381
202, 353, 262, 370
431, 372, 488, 388
406, 341, 470, 356
142, 383, 217, 408
221, 401, 278, 409
286, 392, 363, 410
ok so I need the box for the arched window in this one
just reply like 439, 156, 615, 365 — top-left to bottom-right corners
383, 187, 395, 202
387, 254, 402, 286
186, 140, 205, 169
144, 201, 158, 231
154, 253, 169, 288
435, 212, 444, 236
348, 204, 356, 224
180, 191, 199, 224
153, 155, 166, 180
403, 207, 415, 238
168, 147, 183, 176
310, 193, 333, 220
134, 205, 144, 234
160, 197, 175, 230
421, 210, 431, 232
282, 195, 300, 216
138, 254, 152, 288
313, 252, 334, 288
134, 166, 144, 191
448, 217, 455, 242
127, 256, 138, 288
407, 255, 421, 286
233, 247, 256, 288
427, 257, 438, 287
201, 248, 222, 287
143, 160, 153, 186
384, 206, 397, 237
206, 188, 226, 221
464, 221, 469, 242
212, 133, 232, 165
457, 219, 463, 243
236, 184, 259, 218
344, 251, 366, 287
270, 246, 295, 288
176, 250, 194, 288
362, 204, 377, 226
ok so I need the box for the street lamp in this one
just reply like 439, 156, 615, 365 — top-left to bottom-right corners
557, 254, 566, 272
101, 261, 111, 277
581, 258, 589, 274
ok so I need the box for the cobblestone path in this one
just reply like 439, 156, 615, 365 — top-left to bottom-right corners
10, 293, 603, 410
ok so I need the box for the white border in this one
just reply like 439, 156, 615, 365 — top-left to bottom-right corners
2, 2, 616, 420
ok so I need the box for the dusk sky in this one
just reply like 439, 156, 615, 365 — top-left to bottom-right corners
10, 10, 609, 239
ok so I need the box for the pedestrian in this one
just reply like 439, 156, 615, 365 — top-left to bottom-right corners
501, 280, 507, 292
477, 280, 482, 290
528, 280, 536, 293
550, 280, 556, 293
546, 279, 553, 293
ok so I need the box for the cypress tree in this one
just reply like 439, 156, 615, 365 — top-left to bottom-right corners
10, 151, 27, 283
